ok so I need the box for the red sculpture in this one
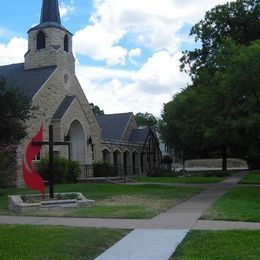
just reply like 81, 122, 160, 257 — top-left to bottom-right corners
22, 125, 45, 197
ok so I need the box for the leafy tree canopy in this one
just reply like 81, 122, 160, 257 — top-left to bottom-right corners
161, 0, 260, 169
90, 103, 104, 116
0, 78, 31, 145
181, 0, 260, 76
162, 39, 260, 168
135, 112, 158, 127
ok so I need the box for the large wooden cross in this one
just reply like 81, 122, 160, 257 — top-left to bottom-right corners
33, 125, 70, 198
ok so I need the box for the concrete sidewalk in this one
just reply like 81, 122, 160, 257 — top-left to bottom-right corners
92, 172, 254, 259
95, 229, 188, 260
1, 171, 259, 259
139, 172, 245, 229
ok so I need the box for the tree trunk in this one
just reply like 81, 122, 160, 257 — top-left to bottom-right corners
222, 146, 227, 171
182, 151, 185, 174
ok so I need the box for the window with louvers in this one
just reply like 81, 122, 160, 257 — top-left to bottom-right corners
64, 34, 69, 52
37, 31, 46, 50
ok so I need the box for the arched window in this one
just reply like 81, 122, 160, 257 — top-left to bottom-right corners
64, 34, 69, 52
36, 31, 46, 50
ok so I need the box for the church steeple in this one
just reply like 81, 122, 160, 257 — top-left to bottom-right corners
24, 0, 75, 71
40, 0, 61, 25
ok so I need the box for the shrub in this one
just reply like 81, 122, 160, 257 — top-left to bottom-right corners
93, 162, 118, 177
38, 156, 80, 184
199, 171, 230, 177
147, 167, 177, 177
0, 145, 16, 187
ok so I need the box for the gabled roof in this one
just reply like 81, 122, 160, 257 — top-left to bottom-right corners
52, 95, 76, 120
96, 112, 133, 140
129, 128, 150, 143
0, 63, 56, 99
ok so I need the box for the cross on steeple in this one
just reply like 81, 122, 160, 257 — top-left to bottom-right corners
40, 0, 61, 24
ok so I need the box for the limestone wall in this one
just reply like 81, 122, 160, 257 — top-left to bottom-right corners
16, 64, 101, 186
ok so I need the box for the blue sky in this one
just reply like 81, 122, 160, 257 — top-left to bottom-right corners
0, 0, 233, 117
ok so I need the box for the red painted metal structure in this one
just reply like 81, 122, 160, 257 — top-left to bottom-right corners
22, 125, 45, 197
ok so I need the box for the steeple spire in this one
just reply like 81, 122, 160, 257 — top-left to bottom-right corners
40, 0, 61, 24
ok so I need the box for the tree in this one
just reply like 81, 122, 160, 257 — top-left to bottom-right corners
0, 78, 31, 145
0, 78, 31, 187
90, 103, 104, 116
162, 39, 260, 170
135, 112, 158, 127
174, 0, 260, 170
181, 0, 260, 76
219, 40, 260, 168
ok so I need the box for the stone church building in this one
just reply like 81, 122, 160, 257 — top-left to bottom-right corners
0, 0, 161, 187
96, 112, 162, 177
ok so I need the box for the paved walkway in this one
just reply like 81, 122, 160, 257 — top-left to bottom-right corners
95, 229, 188, 260
1, 171, 259, 259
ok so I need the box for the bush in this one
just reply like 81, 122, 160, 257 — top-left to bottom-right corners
147, 167, 177, 177
199, 171, 230, 177
38, 156, 81, 184
93, 162, 118, 177
0, 145, 16, 187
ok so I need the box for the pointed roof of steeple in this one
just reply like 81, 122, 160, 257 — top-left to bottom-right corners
28, 0, 72, 35
40, 0, 61, 24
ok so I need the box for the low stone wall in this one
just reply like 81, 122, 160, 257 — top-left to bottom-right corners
8, 192, 94, 213
184, 158, 248, 168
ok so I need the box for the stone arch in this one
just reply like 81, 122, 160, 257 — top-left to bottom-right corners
37, 31, 46, 50
102, 148, 111, 164
64, 34, 69, 52
68, 120, 85, 165
132, 151, 140, 175
113, 148, 121, 168
123, 150, 131, 175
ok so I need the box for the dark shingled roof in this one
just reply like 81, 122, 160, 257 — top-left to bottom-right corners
96, 112, 133, 140
40, 0, 61, 24
0, 63, 57, 99
29, 0, 72, 35
129, 128, 150, 143
52, 96, 76, 120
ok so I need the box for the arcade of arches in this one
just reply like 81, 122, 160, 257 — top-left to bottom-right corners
102, 144, 161, 176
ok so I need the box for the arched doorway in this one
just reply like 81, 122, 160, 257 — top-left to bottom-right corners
102, 148, 111, 163
68, 120, 85, 165
123, 150, 131, 175
132, 151, 140, 175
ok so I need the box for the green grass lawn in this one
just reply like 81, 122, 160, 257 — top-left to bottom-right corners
239, 170, 260, 184
0, 183, 202, 219
173, 230, 260, 260
136, 176, 225, 184
0, 224, 126, 259
202, 187, 260, 222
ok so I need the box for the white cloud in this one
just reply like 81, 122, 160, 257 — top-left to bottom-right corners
128, 48, 141, 65
59, 1, 75, 20
0, 0, 236, 117
128, 48, 141, 58
76, 65, 132, 81
134, 51, 190, 94
74, 0, 236, 66
76, 50, 190, 116
0, 37, 27, 65
73, 0, 236, 116
74, 23, 127, 66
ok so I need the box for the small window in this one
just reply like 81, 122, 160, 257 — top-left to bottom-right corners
37, 31, 46, 50
54, 151, 60, 157
64, 34, 69, 52
33, 152, 41, 161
